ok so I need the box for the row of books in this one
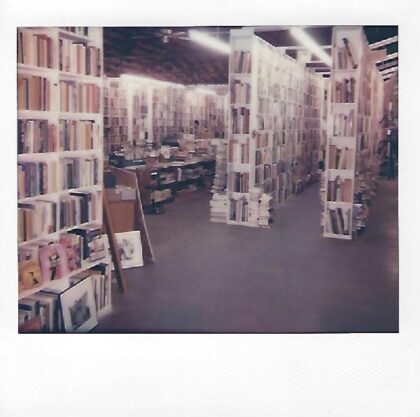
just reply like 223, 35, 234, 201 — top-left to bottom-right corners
18, 224, 106, 291
17, 30, 54, 68
59, 190, 100, 229
231, 107, 250, 134
18, 161, 57, 199
19, 263, 110, 332
59, 81, 100, 113
328, 145, 355, 170
327, 176, 353, 203
59, 119, 99, 151
228, 139, 250, 164
18, 200, 57, 243
255, 164, 274, 185
334, 38, 357, 70
334, 78, 356, 103
61, 157, 99, 190
229, 197, 249, 222
230, 80, 251, 104
18, 119, 57, 154
18, 75, 51, 111
59, 39, 101, 76
61, 27, 90, 36
228, 172, 249, 193
232, 50, 252, 73
333, 111, 355, 137
325, 207, 351, 236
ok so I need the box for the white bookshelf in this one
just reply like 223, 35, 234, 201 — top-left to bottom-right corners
322, 26, 385, 239
224, 28, 324, 228
17, 27, 111, 329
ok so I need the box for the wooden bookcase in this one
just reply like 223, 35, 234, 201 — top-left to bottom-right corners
223, 28, 324, 228
17, 27, 111, 330
322, 26, 385, 239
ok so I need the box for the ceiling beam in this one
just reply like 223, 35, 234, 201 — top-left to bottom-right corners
376, 52, 398, 63
378, 60, 398, 72
380, 66, 398, 76
276, 45, 332, 51
370, 36, 398, 49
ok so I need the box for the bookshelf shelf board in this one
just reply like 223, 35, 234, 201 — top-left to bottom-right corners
18, 231, 58, 247
18, 188, 61, 202
331, 102, 356, 107
322, 232, 352, 240
58, 29, 91, 43
230, 103, 250, 109
18, 152, 58, 159
59, 112, 102, 120
59, 71, 103, 84
62, 184, 102, 193
18, 110, 58, 119
61, 149, 101, 156
229, 192, 250, 198
18, 257, 109, 300
327, 169, 355, 179
325, 201, 353, 207
18, 63, 57, 75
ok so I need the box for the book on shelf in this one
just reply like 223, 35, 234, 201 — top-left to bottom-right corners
232, 50, 252, 73
61, 156, 99, 189
326, 207, 351, 236
59, 119, 99, 151
59, 190, 99, 228
18, 258, 42, 292
17, 30, 54, 68
18, 200, 57, 242
59, 81, 100, 113
230, 79, 251, 104
228, 172, 249, 193
18, 119, 57, 154
231, 107, 250, 134
334, 78, 356, 103
69, 224, 106, 262
328, 145, 355, 170
59, 38, 101, 76
333, 110, 355, 136
18, 297, 40, 326
88, 263, 111, 312
17, 161, 57, 198
59, 233, 82, 271
229, 197, 249, 222
327, 176, 353, 202
17, 75, 50, 111
39, 241, 70, 282
228, 139, 249, 164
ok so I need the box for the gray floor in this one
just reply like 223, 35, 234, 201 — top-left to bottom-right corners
95, 179, 398, 333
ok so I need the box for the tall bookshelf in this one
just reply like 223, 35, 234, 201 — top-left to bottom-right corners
322, 26, 385, 239
103, 75, 228, 156
223, 28, 324, 228
17, 27, 111, 331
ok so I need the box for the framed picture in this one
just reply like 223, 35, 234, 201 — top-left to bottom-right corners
60, 277, 98, 333
102, 231, 143, 269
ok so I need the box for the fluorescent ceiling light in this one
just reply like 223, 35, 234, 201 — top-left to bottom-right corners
290, 27, 332, 66
189, 30, 230, 54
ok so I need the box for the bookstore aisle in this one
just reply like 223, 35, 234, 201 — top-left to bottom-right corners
95, 179, 398, 333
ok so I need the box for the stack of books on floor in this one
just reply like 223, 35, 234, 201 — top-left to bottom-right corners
210, 193, 228, 223
211, 139, 228, 194
258, 193, 273, 227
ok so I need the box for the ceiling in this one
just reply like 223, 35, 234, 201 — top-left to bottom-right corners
103, 26, 398, 84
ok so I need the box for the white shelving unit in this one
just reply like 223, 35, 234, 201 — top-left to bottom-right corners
17, 27, 111, 327
322, 26, 385, 239
224, 28, 324, 228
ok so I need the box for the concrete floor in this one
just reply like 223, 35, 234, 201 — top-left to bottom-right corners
95, 179, 398, 333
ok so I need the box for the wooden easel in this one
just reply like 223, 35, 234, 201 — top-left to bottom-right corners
103, 166, 155, 293
103, 190, 128, 292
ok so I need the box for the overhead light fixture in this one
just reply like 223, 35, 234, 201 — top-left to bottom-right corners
290, 27, 332, 66
189, 29, 230, 54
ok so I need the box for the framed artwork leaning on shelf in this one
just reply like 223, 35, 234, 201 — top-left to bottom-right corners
60, 277, 98, 333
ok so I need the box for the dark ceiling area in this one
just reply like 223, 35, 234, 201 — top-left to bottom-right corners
104, 26, 398, 85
